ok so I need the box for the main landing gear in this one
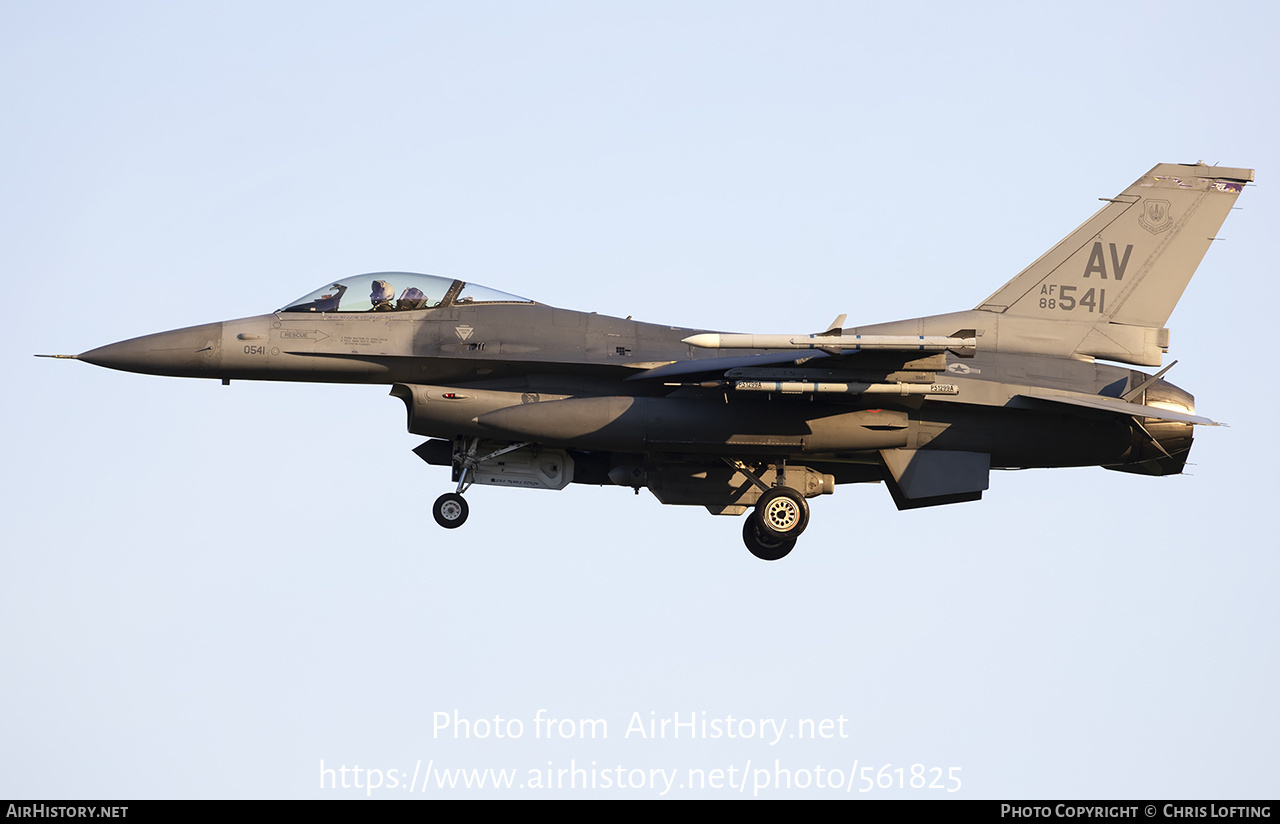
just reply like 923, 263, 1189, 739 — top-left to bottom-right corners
731, 460, 811, 561
742, 518, 796, 561
755, 486, 809, 541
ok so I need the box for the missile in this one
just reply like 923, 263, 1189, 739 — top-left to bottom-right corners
682, 333, 976, 352
732, 380, 959, 396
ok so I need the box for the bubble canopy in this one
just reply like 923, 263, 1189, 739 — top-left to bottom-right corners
279, 272, 532, 313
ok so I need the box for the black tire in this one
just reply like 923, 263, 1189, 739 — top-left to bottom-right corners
742, 517, 796, 561
754, 486, 809, 541
433, 493, 469, 529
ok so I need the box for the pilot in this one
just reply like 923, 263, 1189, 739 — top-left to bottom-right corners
369, 279, 395, 311
396, 287, 428, 311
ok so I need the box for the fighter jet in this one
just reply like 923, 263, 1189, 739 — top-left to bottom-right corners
50, 162, 1252, 559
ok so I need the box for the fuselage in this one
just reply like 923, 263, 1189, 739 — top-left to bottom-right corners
61, 160, 1251, 558
76, 296, 1194, 476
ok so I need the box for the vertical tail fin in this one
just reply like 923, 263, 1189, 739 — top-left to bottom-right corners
976, 162, 1252, 364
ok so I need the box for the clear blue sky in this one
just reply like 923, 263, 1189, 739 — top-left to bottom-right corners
3, 0, 1277, 798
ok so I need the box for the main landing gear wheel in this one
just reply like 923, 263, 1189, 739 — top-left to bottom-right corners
742, 517, 796, 561
433, 492, 469, 529
754, 486, 809, 541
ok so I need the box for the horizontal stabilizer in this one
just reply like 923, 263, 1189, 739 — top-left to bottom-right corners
1009, 391, 1218, 426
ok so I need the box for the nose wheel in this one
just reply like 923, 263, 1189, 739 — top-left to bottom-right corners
431, 438, 538, 530
433, 492, 469, 528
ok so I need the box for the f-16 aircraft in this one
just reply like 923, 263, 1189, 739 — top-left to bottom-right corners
51, 162, 1252, 559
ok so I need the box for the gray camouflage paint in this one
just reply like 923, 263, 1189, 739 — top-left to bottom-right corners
69, 162, 1253, 557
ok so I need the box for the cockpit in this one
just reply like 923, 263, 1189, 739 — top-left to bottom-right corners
279, 272, 533, 314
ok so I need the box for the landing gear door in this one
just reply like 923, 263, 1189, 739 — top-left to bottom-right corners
467, 441, 575, 491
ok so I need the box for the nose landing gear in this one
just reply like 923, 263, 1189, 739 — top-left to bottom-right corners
431, 438, 534, 531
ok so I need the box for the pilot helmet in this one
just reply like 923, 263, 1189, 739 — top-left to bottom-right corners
397, 287, 427, 310
370, 280, 394, 304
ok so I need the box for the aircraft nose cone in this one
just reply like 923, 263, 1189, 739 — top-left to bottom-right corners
79, 322, 224, 378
